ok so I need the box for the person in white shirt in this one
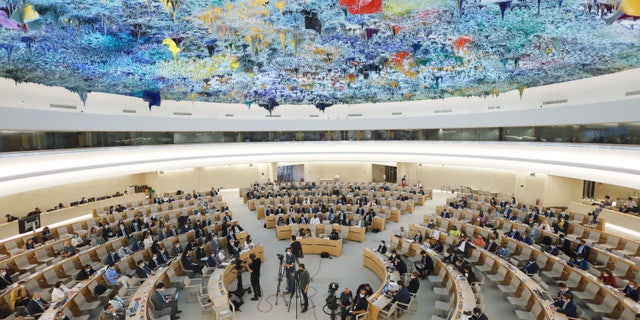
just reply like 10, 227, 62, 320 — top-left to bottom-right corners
51, 281, 70, 303
143, 233, 153, 249
70, 234, 84, 248
309, 215, 321, 225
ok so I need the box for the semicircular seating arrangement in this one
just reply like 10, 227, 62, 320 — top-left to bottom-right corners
0, 190, 247, 320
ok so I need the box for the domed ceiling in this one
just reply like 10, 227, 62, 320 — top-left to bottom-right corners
0, 0, 639, 110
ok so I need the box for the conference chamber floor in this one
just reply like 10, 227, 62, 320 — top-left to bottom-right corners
174, 188, 517, 320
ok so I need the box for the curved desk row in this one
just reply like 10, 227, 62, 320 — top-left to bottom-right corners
275, 224, 365, 242
205, 245, 266, 319
407, 223, 564, 320
417, 214, 640, 320
362, 248, 400, 320
391, 237, 476, 319
430, 205, 640, 281
125, 259, 183, 320
263, 211, 388, 229
241, 181, 428, 204
252, 198, 411, 217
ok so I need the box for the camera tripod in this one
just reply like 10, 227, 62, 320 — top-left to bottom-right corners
229, 254, 251, 311
286, 273, 303, 319
275, 260, 285, 305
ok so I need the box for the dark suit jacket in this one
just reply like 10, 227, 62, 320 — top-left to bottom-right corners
147, 259, 158, 270
105, 253, 120, 265
391, 287, 411, 307
76, 268, 96, 280
291, 241, 303, 258
0, 275, 13, 290
471, 313, 489, 320
396, 258, 408, 274
546, 246, 560, 256
156, 253, 166, 265
574, 245, 591, 260
376, 245, 387, 255
151, 290, 168, 311
136, 267, 150, 279
27, 298, 47, 315
408, 278, 420, 294
553, 299, 578, 317
484, 242, 497, 253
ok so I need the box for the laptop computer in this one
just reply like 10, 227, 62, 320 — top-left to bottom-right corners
125, 300, 139, 316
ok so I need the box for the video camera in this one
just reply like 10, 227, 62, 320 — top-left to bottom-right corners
277, 253, 284, 263
325, 282, 340, 311
328, 282, 339, 294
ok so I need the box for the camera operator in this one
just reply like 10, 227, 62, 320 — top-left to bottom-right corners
245, 253, 262, 301
284, 247, 296, 294
338, 287, 353, 320
296, 263, 310, 313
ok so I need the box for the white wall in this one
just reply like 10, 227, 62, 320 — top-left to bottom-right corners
146, 164, 272, 194
0, 174, 145, 217
543, 175, 583, 207
303, 163, 372, 182
594, 183, 640, 201
415, 164, 517, 196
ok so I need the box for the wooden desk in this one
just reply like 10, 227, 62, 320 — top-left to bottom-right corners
275, 224, 365, 243
206, 246, 265, 316
372, 217, 385, 231
299, 238, 342, 256
125, 259, 182, 320
389, 209, 400, 223
363, 248, 398, 320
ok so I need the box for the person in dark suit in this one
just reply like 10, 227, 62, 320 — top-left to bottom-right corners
553, 283, 571, 301
414, 250, 433, 279
390, 280, 411, 310
505, 227, 521, 241
521, 257, 540, 276
0, 268, 13, 290
546, 243, 560, 256
572, 240, 591, 260
484, 238, 498, 253
147, 254, 159, 270
135, 260, 154, 279
376, 241, 388, 255
100, 303, 124, 320
26, 292, 49, 316
246, 253, 262, 300
552, 292, 578, 317
413, 232, 423, 244
622, 280, 639, 302
180, 252, 202, 275
151, 283, 180, 320
471, 307, 489, 320
407, 272, 420, 294
395, 257, 408, 275
290, 235, 303, 264
157, 247, 169, 265
343, 287, 369, 320
76, 264, 96, 281
105, 250, 121, 265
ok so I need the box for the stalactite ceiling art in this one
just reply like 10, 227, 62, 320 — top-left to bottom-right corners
0, 0, 639, 110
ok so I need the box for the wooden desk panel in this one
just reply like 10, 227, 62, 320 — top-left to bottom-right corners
299, 238, 342, 256
372, 217, 385, 231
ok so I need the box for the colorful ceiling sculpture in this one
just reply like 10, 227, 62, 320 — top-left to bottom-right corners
0, 0, 639, 110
